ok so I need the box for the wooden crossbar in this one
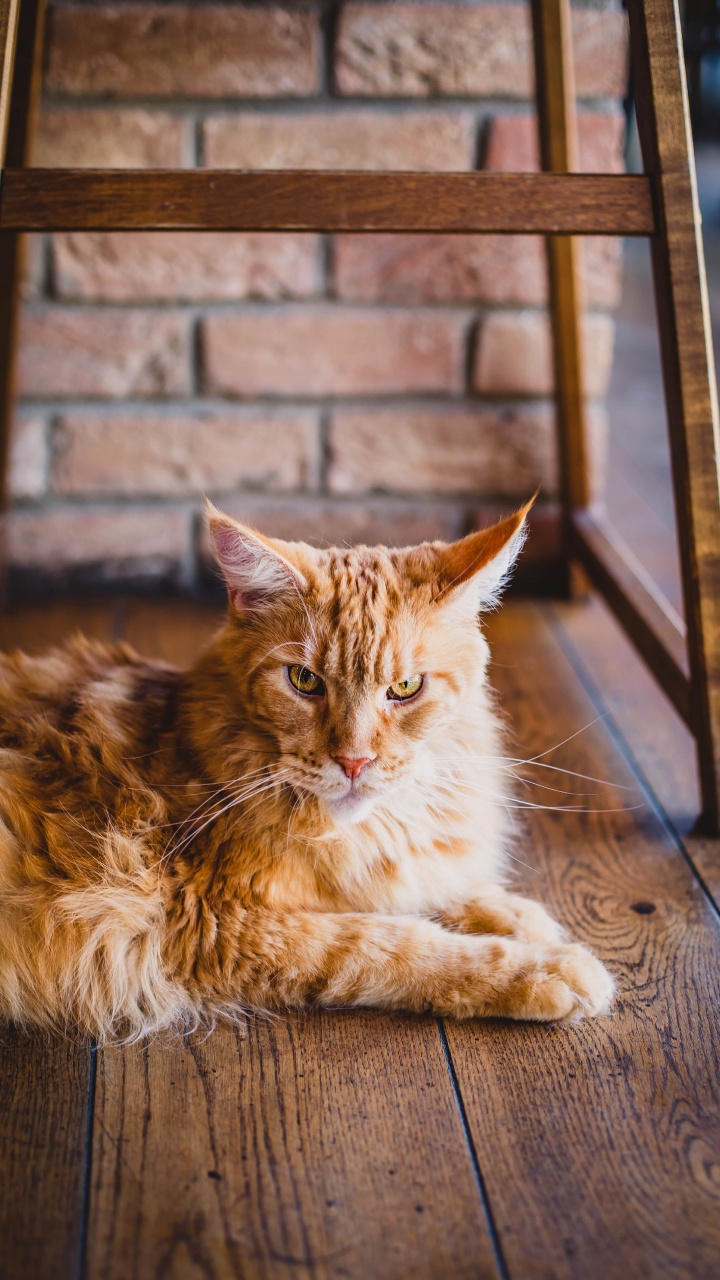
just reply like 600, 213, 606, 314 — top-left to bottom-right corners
0, 169, 656, 234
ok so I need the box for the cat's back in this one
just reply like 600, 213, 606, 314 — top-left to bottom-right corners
0, 635, 187, 911
0, 634, 184, 784
0, 633, 115, 722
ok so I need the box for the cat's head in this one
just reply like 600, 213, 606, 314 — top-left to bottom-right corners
208, 501, 532, 825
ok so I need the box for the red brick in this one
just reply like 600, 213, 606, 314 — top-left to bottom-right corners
7, 506, 190, 575
17, 309, 191, 399
8, 417, 47, 500
34, 108, 190, 169
21, 237, 45, 301
197, 498, 465, 570
53, 233, 321, 302
333, 234, 622, 309
484, 112, 626, 174
473, 311, 615, 398
580, 239, 623, 310
328, 405, 556, 498
336, 5, 628, 100
52, 411, 320, 496
46, 5, 320, 98
203, 309, 466, 398
203, 111, 474, 172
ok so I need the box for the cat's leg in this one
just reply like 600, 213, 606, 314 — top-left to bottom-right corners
179, 907, 614, 1022
435, 886, 567, 946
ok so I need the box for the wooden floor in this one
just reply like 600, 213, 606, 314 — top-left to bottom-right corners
1, 592, 719, 1280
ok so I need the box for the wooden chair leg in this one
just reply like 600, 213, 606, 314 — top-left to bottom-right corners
530, 0, 591, 598
0, 0, 46, 586
628, 0, 720, 833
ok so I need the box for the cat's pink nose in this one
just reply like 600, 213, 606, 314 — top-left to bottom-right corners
333, 755, 375, 781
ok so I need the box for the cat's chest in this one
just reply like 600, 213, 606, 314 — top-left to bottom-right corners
259, 771, 506, 915
368, 840, 486, 914
354, 790, 505, 913
263, 836, 486, 915
301, 819, 500, 915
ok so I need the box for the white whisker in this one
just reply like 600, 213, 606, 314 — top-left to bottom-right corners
158, 768, 289, 870
162, 773, 292, 865
434, 767, 641, 815
432, 753, 632, 791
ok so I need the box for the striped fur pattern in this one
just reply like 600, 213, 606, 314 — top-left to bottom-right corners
0, 503, 613, 1040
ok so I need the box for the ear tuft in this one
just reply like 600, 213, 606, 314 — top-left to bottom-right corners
434, 496, 535, 613
206, 502, 306, 615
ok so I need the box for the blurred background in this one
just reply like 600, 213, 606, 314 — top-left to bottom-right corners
5, 0, 718, 605
606, 0, 720, 614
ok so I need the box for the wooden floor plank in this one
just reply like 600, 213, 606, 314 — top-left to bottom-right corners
121, 596, 223, 664
0, 596, 117, 653
0, 1033, 93, 1280
550, 595, 697, 827
550, 594, 720, 908
86, 1016, 497, 1280
0, 600, 116, 1279
444, 602, 720, 1280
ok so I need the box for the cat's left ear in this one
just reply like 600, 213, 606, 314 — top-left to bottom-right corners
431, 496, 535, 615
207, 503, 307, 615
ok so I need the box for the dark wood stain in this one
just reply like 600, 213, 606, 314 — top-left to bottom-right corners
551, 596, 719, 907
86, 1017, 496, 1280
444, 603, 720, 1280
0, 1028, 93, 1280
0, 170, 656, 235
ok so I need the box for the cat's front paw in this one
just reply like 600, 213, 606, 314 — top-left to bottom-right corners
506, 942, 615, 1023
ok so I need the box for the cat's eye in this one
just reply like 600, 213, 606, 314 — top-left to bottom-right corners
387, 675, 424, 702
287, 665, 325, 697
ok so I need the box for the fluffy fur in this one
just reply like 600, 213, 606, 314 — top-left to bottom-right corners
0, 503, 613, 1040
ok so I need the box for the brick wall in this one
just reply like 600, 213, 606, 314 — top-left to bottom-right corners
9, 0, 629, 591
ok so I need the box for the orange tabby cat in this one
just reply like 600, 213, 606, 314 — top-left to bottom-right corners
0, 501, 613, 1040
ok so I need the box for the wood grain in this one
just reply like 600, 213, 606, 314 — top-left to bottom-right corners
86, 1016, 498, 1280
0, 170, 656, 234
552, 593, 699, 832
0, 596, 117, 653
552, 594, 720, 909
444, 602, 720, 1279
0, 1030, 93, 1280
628, 0, 720, 830
121, 596, 223, 665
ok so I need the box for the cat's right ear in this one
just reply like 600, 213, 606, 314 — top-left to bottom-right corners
207, 504, 307, 615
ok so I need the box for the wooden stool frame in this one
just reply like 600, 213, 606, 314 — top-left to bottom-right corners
1, 0, 719, 832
